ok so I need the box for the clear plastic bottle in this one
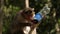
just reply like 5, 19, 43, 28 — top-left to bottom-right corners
34, 4, 50, 21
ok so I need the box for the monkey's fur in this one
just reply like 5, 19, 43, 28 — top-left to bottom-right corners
10, 8, 39, 34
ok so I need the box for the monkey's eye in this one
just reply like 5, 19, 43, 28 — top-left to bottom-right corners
24, 10, 32, 15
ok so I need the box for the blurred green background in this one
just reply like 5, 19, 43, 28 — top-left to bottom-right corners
0, 0, 60, 34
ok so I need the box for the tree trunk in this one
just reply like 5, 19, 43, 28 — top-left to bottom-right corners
0, 0, 4, 34
0, 9, 3, 34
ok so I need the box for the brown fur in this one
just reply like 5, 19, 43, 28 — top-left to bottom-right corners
10, 8, 38, 34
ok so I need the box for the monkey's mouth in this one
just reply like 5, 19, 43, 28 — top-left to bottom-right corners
31, 19, 38, 24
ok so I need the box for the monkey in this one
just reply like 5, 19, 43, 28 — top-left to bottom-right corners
9, 8, 38, 34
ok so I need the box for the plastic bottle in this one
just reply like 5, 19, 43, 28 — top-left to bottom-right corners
34, 4, 50, 21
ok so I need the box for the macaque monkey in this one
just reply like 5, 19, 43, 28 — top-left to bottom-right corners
10, 8, 38, 34
10, 3, 51, 34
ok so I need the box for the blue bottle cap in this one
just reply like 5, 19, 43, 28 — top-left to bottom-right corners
34, 12, 43, 21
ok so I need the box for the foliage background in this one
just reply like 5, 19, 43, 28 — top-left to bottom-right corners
1, 0, 60, 34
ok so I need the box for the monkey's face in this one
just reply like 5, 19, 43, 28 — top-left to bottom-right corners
22, 9, 35, 21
